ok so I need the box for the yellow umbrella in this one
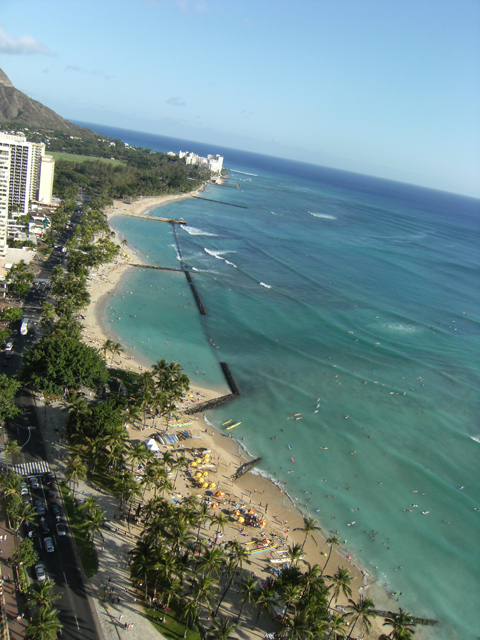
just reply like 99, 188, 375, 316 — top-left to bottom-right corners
202, 471, 209, 477
212, 503, 218, 508
209, 482, 216, 488
202, 482, 209, 488
259, 520, 267, 526
195, 472, 202, 478
238, 516, 245, 523
234, 510, 241, 516
191, 461, 198, 467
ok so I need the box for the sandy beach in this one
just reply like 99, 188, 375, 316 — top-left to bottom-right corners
76, 195, 388, 639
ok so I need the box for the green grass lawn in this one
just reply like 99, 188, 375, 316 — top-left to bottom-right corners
108, 368, 140, 397
50, 152, 125, 166
60, 483, 99, 578
144, 604, 201, 640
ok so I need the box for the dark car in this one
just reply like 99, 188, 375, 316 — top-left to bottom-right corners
35, 500, 45, 516
43, 474, 54, 487
51, 504, 61, 520
40, 520, 50, 535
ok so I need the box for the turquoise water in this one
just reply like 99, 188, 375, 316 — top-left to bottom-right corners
92, 125, 480, 639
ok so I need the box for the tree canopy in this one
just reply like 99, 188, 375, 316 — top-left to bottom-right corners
18, 336, 108, 395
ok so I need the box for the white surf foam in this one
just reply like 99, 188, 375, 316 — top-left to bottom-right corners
230, 169, 258, 177
182, 226, 217, 237
470, 435, 480, 444
204, 248, 231, 260
259, 282, 271, 289
308, 212, 337, 220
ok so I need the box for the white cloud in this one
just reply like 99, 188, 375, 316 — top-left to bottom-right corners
0, 26, 52, 55
167, 96, 186, 106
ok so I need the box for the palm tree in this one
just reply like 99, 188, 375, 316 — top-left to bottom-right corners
198, 547, 226, 579
25, 606, 63, 640
327, 567, 352, 608
382, 609, 416, 639
214, 541, 251, 616
283, 611, 315, 640
324, 534, 340, 572
130, 543, 152, 601
4, 440, 22, 472
26, 579, 61, 610
326, 612, 347, 639
82, 508, 105, 545
77, 496, 100, 519
65, 454, 87, 499
345, 597, 377, 639
236, 574, 259, 623
15, 502, 37, 532
294, 516, 321, 552
128, 442, 148, 473
181, 598, 200, 638
286, 542, 305, 567
158, 576, 183, 624
252, 586, 275, 630
208, 616, 238, 640
212, 513, 229, 545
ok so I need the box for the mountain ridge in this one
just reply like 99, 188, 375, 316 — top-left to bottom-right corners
0, 68, 94, 136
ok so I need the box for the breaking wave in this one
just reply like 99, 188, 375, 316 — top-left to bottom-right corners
182, 226, 217, 237
308, 212, 337, 220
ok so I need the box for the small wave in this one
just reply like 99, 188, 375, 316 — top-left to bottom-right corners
224, 260, 237, 268
259, 282, 271, 289
182, 226, 217, 237
204, 248, 232, 260
308, 212, 337, 220
470, 435, 480, 444
230, 169, 258, 177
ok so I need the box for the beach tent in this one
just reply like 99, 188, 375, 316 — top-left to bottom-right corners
144, 439, 159, 452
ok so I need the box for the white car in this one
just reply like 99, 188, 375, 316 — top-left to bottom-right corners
29, 477, 40, 489
20, 483, 29, 496
35, 563, 46, 581
56, 523, 66, 537
44, 537, 54, 553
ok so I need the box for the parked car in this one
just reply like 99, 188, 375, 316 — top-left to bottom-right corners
51, 504, 61, 520
43, 473, 54, 487
35, 500, 45, 516
44, 537, 54, 553
30, 477, 40, 489
56, 523, 66, 537
34, 563, 46, 581
40, 520, 50, 535
20, 483, 29, 496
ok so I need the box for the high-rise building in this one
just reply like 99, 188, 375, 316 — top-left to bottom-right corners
0, 132, 52, 214
38, 154, 55, 204
0, 145, 10, 257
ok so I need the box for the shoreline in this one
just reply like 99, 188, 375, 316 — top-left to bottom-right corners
79, 193, 399, 638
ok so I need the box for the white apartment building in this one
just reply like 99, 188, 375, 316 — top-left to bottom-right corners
38, 154, 55, 204
0, 146, 10, 257
179, 151, 224, 174
0, 132, 55, 255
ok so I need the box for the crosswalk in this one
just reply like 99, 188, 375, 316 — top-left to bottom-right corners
12, 461, 51, 476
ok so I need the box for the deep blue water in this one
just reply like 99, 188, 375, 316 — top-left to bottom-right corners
78, 122, 480, 639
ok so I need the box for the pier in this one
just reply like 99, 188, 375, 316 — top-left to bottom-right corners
112, 211, 187, 224
184, 363, 241, 415
193, 196, 247, 209
129, 264, 183, 272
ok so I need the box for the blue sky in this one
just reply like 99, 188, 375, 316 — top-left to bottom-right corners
1, 0, 479, 197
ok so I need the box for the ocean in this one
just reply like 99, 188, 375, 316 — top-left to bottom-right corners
77, 122, 480, 638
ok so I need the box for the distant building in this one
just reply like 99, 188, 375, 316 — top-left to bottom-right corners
0, 145, 10, 257
179, 151, 223, 174
38, 154, 55, 204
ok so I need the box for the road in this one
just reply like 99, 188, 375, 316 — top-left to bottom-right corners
2, 223, 104, 640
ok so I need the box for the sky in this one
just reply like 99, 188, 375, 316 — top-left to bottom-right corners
0, 0, 479, 197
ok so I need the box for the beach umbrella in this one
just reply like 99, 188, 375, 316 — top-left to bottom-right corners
249, 509, 256, 515
202, 471, 209, 476
215, 491, 223, 498
202, 482, 209, 488
259, 520, 267, 526
195, 472, 202, 478
234, 510, 241, 516
209, 482, 216, 488
238, 516, 245, 523
212, 503, 218, 508
191, 461, 198, 467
